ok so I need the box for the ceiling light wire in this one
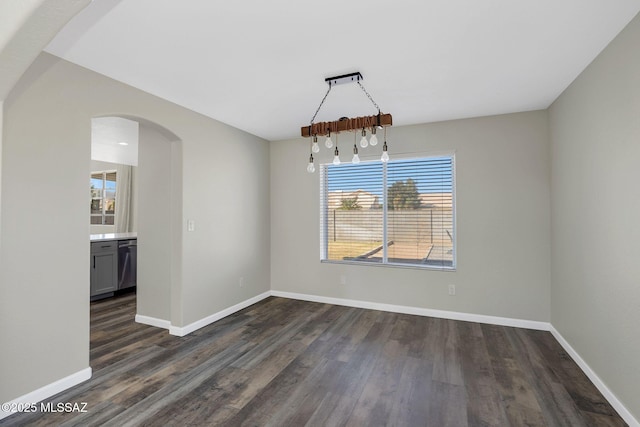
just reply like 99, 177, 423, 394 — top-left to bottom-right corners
357, 81, 381, 113
309, 84, 333, 125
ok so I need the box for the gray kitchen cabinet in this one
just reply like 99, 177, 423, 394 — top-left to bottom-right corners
90, 241, 118, 299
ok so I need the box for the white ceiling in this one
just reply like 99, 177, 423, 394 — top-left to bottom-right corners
45, 0, 640, 141
91, 116, 139, 166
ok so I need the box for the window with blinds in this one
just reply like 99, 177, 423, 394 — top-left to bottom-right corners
320, 155, 455, 269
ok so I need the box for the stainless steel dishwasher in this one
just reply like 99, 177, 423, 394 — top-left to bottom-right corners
118, 239, 137, 290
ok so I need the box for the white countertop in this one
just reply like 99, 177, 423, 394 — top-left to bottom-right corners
90, 232, 137, 242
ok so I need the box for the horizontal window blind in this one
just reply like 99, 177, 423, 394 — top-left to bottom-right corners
321, 156, 455, 269
322, 162, 384, 263
387, 157, 454, 267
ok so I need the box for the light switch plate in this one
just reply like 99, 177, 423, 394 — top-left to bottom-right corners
187, 220, 195, 232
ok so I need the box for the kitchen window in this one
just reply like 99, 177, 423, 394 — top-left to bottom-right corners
320, 155, 455, 269
90, 171, 116, 225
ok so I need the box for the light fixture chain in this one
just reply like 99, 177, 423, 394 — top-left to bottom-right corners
310, 84, 333, 125
357, 81, 381, 113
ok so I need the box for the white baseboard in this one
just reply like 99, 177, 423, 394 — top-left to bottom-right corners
169, 291, 271, 337
0, 367, 92, 421
550, 326, 639, 427
270, 290, 550, 331
135, 314, 171, 330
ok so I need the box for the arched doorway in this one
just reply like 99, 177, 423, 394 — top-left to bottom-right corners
90, 115, 182, 342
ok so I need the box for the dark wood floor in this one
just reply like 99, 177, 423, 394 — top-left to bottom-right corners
1, 293, 626, 426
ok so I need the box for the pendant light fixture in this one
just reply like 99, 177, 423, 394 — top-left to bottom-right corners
307, 154, 315, 173
324, 131, 333, 148
352, 131, 360, 164
369, 127, 378, 146
381, 127, 389, 162
302, 72, 392, 172
359, 128, 368, 148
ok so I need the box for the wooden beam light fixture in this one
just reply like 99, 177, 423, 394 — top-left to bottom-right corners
303, 72, 392, 173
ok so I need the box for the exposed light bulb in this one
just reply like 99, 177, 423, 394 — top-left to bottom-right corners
307, 154, 315, 173
369, 127, 378, 146
312, 141, 320, 153
381, 142, 389, 162
352, 145, 360, 164
359, 128, 368, 148
333, 147, 341, 165
324, 134, 333, 148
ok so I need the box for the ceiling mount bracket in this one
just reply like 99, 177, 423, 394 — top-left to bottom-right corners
325, 72, 363, 87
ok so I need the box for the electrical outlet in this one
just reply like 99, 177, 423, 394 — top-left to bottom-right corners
187, 220, 195, 232
339, 275, 347, 285
448, 284, 456, 296
239, 277, 244, 287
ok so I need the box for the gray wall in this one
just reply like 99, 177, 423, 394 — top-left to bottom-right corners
0, 53, 270, 403
271, 111, 551, 322
0, 101, 3, 246
549, 12, 640, 421
1, 59, 91, 400
136, 124, 174, 322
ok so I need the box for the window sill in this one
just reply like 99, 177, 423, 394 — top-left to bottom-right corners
320, 259, 456, 272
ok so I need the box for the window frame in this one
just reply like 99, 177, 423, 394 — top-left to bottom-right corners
90, 170, 117, 226
320, 152, 456, 271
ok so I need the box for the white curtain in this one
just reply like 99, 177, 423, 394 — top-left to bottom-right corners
115, 164, 133, 233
